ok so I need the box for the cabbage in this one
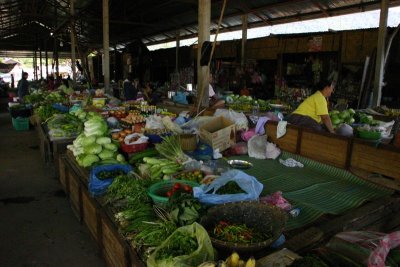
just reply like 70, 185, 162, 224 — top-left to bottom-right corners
98, 149, 115, 160
336, 123, 353, 137
103, 142, 118, 152
77, 154, 100, 167
96, 136, 111, 145
84, 118, 108, 136
83, 143, 103, 155
116, 154, 126, 163
106, 117, 119, 128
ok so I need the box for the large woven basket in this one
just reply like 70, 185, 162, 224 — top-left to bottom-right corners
200, 201, 287, 253
179, 134, 197, 151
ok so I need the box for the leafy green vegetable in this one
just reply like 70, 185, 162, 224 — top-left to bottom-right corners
98, 149, 115, 160
96, 136, 111, 145
83, 143, 103, 155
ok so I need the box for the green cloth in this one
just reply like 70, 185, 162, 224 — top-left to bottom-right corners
229, 151, 393, 230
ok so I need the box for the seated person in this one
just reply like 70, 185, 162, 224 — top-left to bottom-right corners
286, 80, 335, 133
209, 84, 225, 109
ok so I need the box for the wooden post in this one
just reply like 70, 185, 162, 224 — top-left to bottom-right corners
39, 47, 43, 79
103, 0, 110, 92
197, 0, 211, 108
372, 0, 389, 107
176, 30, 180, 73
45, 41, 49, 78
70, 0, 77, 86
241, 14, 248, 67
33, 50, 37, 80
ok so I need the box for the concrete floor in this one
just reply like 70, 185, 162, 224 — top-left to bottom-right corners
0, 98, 106, 267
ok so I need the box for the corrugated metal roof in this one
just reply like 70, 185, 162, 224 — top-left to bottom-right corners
0, 0, 399, 56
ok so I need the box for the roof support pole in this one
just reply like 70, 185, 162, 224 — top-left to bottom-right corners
39, 48, 43, 79
372, 0, 389, 107
70, 0, 77, 86
45, 41, 49, 78
197, 0, 211, 109
176, 30, 180, 74
241, 14, 248, 67
103, 0, 110, 93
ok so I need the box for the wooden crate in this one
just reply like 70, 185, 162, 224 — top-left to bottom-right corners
58, 155, 69, 194
102, 217, 128, 267
300, 130, 350, 169
82, 189, 101, 243
351, 141, 400, 181
266, 122, 299, 154
68, 171, 82, 221
52, 139, 74, 178
37, 124, 52, 164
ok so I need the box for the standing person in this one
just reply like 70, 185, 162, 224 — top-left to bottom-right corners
11, 74, 15, 88
286, 80, 336, 133
123, 76, 138, 101
17, 72, 29, 102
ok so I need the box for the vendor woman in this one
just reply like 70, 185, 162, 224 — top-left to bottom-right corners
287, 80, 335, 133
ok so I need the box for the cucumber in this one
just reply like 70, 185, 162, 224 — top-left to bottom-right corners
128, 148, 159, 164
162, 168, 181, 175
143, 157, 164, 165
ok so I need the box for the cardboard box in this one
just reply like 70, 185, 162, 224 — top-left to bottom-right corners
199, 116, 236, 151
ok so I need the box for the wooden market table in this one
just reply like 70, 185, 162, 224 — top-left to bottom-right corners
59, 151, 145, 267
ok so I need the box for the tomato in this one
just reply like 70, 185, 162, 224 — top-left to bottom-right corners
183, 185, 192, 193
166, 190, 173, 198
173, 183, 181, 190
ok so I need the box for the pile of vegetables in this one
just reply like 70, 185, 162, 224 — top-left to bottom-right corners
137, 157, 183, 180
155, 135, 190, 164
155, 231, 198, 260
67, 114, 125, 167
329, 108, 356, 127
36, 104, 61, 121
225, 94, 272, 112
211, 220, 271, 243
46, 114, 83, 139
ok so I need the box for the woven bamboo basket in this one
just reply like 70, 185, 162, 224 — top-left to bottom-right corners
180, 134, 197, 151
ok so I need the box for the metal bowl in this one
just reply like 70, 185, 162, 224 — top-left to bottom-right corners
227, 159, 253, 169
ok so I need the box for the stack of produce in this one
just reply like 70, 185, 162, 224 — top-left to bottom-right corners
46, 114, 83, 139
329, 108, 356, 127
67, 114, 125, 167
225, 94, 272, 112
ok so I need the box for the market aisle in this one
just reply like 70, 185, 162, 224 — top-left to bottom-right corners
0, 99, 106, 267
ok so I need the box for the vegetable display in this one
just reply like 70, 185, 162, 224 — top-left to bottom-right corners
155, 231, 198, 260
67, 113, 125, 167
155, 135, 189, 163
96, 169, 126, 180
46, 114, 83, 139
212, 220, 271, 243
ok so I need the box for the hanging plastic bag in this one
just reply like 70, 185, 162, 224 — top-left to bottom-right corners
147, 223, 215, 267
88, 164, 132, 197
193, 169, 263, 205
145, 114, 165, 130
325, 231, 400, 267
214, 108, 248, 131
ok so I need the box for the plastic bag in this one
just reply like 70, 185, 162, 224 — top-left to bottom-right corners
124, 133, 148, 145
248, 135, 267, 159
193, 169, 264, 205
162, 116, 183, 134
260, 191, 292, 211
326, 231, 400, 267
214, 108, 248, 131
147, 223, 215, 267
88, 164, 132, 197
145, 115, 165, 130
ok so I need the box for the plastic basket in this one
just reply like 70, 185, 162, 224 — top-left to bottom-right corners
12, 117, 30, 131
147, 179, 199, 206
120, 142, 148, 153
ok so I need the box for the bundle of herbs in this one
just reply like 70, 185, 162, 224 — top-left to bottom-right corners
155, 135, 189, 163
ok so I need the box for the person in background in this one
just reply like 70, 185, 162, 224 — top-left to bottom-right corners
143, 82, 153, 103
17, 72, 29, 102
286, 79, 336, 133
208, 75, 225, 109
11, 74, 15, 88
58, 79, 74, 95
47, 76, 55, 91
123, 76, 138, 101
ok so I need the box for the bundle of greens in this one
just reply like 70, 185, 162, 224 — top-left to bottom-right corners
155, 135, 189, 163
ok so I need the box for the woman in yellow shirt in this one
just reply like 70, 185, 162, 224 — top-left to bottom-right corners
287, 80, 335, 133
